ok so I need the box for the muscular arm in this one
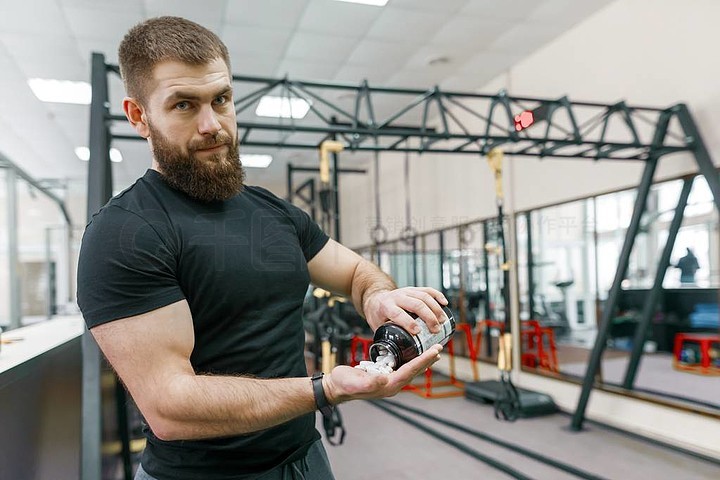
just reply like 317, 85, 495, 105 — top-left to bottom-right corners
308, 239, 449, 333
91, 298, 440, 441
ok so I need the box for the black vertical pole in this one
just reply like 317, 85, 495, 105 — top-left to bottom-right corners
674, 104, 720, 212
622, 177, 693, 389
412, 236, 418, 286
526, 212, 536, 321
330, 117, 341, 242
482, 220, 492, 319
286, 163, 293, 202
83, 52, 112, 480
439, 231, 446, 296
482, 220, 493, 356
570, 108, 672, 431
309, 178, 317, 224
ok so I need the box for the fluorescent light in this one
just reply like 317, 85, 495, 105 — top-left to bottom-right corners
109, 148, 123, 163
75, 147, 90, 161
241, 154, 273, 168
76, 146, 123, 163
28, 78, 91, 105
255, 96, 310, 119
333, 0, 388, 6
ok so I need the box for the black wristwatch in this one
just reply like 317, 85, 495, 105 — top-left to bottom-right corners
311, 372, 334, 418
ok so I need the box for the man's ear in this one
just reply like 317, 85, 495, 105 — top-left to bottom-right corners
123, 97, 150, 138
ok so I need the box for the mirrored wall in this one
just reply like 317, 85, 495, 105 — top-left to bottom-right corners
516, 174, 719, 412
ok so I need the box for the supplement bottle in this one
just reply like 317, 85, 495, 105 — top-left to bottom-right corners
369, 305, 456, 369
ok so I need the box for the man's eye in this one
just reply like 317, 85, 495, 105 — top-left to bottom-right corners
214, 96, 229, 106
175, 101, 190, 111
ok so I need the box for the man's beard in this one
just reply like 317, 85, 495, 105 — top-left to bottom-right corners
149, 123, 245, 202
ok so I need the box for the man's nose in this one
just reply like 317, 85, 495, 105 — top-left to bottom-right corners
197, 105, 222, 135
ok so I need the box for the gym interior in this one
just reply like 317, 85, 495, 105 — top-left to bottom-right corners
0, 1, 718, 479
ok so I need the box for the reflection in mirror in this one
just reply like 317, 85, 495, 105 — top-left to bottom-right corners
518, 175, 719, 414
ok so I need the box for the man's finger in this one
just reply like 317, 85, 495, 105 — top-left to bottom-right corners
405, 290, 446, 323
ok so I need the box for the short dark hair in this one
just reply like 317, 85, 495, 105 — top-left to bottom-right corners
118, 16, 231, 102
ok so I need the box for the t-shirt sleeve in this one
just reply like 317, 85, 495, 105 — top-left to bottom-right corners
252, 186, 329, 261
77, 206, 186, 329
284, 201, 330, 261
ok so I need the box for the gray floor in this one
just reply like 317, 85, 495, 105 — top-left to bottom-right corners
320, 393, 720, 480
560, 353, 720, 409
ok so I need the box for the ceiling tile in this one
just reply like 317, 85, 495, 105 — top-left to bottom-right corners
1, 32, 86, 80
345, 40, 417, 68
528, 0, 613, 23
333, 64, 391, 85
225, 0, 310, 29
62, 7, 144, 43
456, 51, 524, 78
274, 58, 340, 81
76, 39, 122, 65
145, 0, 229, 33
488, 23, 563, 55
385, 66, 455, 90
297, 0, 383, 37
387, 0, 468, 14
223, 25, 293, 58
458, 0, 540, 21
284, 31, 359, 63
230, 54, 280, 77
59, 0, 145, 12
403, 45, 477, 70
429, 17, 514, 49
365, 7, 453, 43
0, 0, 72, 36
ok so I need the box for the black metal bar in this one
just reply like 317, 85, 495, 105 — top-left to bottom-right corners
331, 118, 341, 242
619, 102, 641, 145
286, 166, 366, 174
234, 80, 282, 114
286, 163, 293, 202
483, 221, 492, 320
570, 156, 661, 431
285, 82, 334, 125
622, 177, 693, 389
115, 381, 132, 480
526, 212, 536, 321
240, 128, 251, 144
224, 72, 669, 110
309, 179, 317, 224
83, 52, 112, 480
292, 83, 357, 124
438, 231, 445, 297
674, 104, 720, 212
412, 236, 418, 286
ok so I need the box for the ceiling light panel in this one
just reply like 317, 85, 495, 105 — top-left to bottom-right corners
28, 78, 91, 105
255, 96, 310, 119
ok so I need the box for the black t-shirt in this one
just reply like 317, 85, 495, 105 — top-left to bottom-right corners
77, 169, 329, 479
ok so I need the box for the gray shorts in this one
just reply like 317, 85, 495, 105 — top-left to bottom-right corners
134, 439, 335, 480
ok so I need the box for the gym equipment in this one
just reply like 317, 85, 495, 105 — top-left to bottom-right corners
672, 333, 720, 375
465, 148, 556, 421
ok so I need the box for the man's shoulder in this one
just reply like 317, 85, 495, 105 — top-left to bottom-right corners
86, 175, 171, 232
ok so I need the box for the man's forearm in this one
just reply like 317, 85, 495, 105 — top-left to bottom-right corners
152, 374, 316, 441
350, 259, 396, 318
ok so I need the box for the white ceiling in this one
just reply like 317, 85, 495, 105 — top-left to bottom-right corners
0, 0, 614, 194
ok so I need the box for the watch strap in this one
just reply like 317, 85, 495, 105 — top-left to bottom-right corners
311, 372, 334, 418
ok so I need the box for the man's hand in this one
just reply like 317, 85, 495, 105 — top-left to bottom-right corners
363, 286, 449, 334
322, 344, 443, 404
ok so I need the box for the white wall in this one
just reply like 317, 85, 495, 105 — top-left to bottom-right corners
340, 0, 720, 458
